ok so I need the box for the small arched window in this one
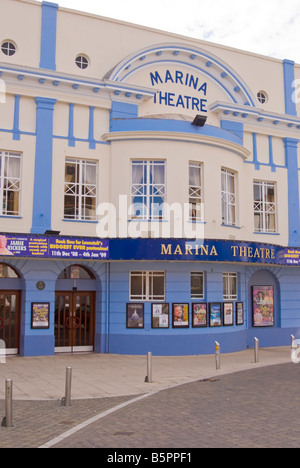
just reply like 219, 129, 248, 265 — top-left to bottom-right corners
58, 265, 95, 280
0, 263, 20, 278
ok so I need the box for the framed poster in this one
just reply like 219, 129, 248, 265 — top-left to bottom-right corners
209, 303, 222, 327
31, 302, 50, 329
152, 303, 169, 329
192, 303, 208, 328
236, 302, 244, 326
252, 286, 274, 327
127, 303, 144, 329
172, 303, 189, 328
223, 303, 234, 327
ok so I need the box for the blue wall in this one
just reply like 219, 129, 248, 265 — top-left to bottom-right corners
39, 2, 58, 71
1, 258, 300, 356
107, 261, 300, 356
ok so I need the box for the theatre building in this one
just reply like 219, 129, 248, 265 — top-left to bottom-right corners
1, 0, 300, 357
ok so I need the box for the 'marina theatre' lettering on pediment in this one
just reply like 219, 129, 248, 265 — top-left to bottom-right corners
149, 69, 208, 112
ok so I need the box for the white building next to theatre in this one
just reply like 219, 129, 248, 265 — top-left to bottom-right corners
1, 0, 300, 356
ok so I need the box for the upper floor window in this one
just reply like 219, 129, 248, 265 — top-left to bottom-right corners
189, 162, 203, 221
1, 41, 16, 57
0, 151, 21, 216
131, 161, 166, 220
64, 158, 97, 221
221, 168, 237, 226
254, 181, 277, 233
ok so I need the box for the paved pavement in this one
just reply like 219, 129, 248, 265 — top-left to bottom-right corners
0, 347, 292, 400
53, 363, 300, 449
0, 347, 298, 448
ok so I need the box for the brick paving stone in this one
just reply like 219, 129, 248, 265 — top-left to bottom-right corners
53, 363, 300, 449
0, 396, 134, 448
1, 363, 300, 449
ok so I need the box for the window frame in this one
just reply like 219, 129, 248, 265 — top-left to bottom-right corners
0, 151, 21, 217
64, 158, 98, 221
221, 168, 237, 227
131, 160, 166, 221
253, 180, 277, 234
189, 162, 203, 222
130, 271, 166, 302
223, 272, 238, 301
191, 272, 205, 300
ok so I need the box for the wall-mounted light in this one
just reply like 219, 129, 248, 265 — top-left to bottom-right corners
44, 230, 61, 236
192, 115, 207, 127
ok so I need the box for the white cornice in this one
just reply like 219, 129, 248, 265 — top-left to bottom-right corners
0, 63, 156, 105
210, 101, 300, 133
102, 130, 251, 160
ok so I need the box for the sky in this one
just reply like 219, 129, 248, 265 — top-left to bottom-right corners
47, 0, 300, 63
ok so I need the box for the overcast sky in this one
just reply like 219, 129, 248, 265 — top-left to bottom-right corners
50, 0, 300, 63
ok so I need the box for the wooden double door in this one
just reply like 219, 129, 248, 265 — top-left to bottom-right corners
55, 292, 95, 353
0, 291, 20, 355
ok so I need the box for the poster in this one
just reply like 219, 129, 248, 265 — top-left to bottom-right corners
31, 303, 50, 329
152, 304, 169, 329
223, 303, 234, 327
172, 304, 189, 328
209, 303, 222, 327
236, 302, 244, 326
252, 286, 274, 327
127, 304, 144, 329
192, 303, 208, 328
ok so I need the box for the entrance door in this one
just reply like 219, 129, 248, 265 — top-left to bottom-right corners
55, 292, 95, 353
0, 291, 20, 355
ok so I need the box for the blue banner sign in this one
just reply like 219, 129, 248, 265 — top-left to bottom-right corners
1, 234, 300, 266
0, 234, 110, 260
110, 238, 300, 266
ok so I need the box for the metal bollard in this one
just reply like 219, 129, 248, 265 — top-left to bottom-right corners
1, 379, 13, 428
215, 341, 221, 371
291, 334, 296, 351
61, 366, 72, 407
254, 337, 259, 364
291, 335, 300, 363
145, 352, 153, 383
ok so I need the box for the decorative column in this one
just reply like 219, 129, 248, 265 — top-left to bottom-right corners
284, 138, 300, 246
31, 97, 57, 234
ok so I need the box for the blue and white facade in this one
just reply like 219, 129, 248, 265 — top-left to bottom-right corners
1, 0, 300, 356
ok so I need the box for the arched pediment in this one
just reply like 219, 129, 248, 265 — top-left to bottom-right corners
105, 43, 257, 111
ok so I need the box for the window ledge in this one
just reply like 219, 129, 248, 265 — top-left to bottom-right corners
221, 224, 241, 229
253, 231, 280, 236
62, 219, 98, 224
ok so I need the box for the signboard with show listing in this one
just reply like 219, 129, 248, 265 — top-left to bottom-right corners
0, 234, 109, 260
